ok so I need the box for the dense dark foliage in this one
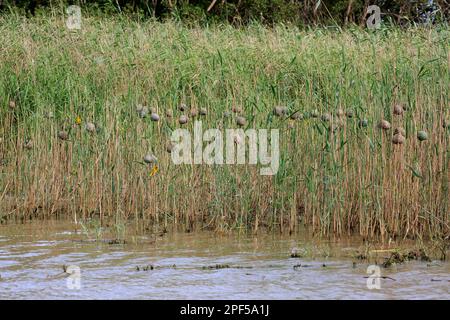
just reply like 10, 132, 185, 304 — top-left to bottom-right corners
0, 0, 448, 25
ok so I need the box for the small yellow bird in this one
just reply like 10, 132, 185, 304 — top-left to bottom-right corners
75, 116, 82, 125
149, 165, 159, 177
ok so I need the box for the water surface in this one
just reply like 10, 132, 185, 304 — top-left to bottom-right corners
0, 221, 448, 299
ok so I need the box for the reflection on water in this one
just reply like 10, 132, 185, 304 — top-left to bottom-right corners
0, 221, 448, 299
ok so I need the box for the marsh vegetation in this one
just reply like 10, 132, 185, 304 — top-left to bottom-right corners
0, 12, 448, 242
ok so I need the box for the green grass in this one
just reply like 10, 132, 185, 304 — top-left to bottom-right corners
0, 12, 448, 241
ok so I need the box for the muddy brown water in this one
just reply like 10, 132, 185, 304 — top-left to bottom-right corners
0, 221, 448, 299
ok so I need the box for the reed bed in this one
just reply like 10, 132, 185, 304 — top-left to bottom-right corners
0, 13, 448, 240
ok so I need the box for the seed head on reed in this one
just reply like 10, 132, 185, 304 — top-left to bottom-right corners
44, 111, 54, 119
23, 139, 33, 150
345, 109, 354, 118
190, 108, 198, 117
393, 103, 405, 116
359, 119, 368, 128
310, 109, 319, 118
137, 105, 149, 118
336, 117, 346, 128
166, 143, 174, 153
417, 131, 428, 141
236, 116, 246, 127
273, 106, 287, 117
150, 113, 160, 122
58, 130, 69, 141
328, 122, 339, 133
232, 106, 243, 114
290, 112, 302, 120
378, 120, 391, 130
85, 122, 96, 133
392, 133, 405, 145
335, 109, 344, 117
143, 154, 157, 164
321, 113, 331, 122
179, 115, 188, 125
394, 127, 406, 136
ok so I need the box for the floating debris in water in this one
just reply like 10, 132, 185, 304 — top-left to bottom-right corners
273, 106, 287, 117
417, 131, 428, 141
58, 130, 69, 140
382, 252, 404, 268
378, 120, 391, 130
85, 122, 96, 133
150, 113, 160, 122
202, 264, 230, 270
406, 249, 431, 262
236, 116, 246, 127
392, 133, 405, 145
108, 239, 126, 245
179, 115, 188, 125
393, 103, 405, 116
143, 154, 157, 164
136, 265, 154, 271
293, 264, 311, 269
382, 249, 431, 268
